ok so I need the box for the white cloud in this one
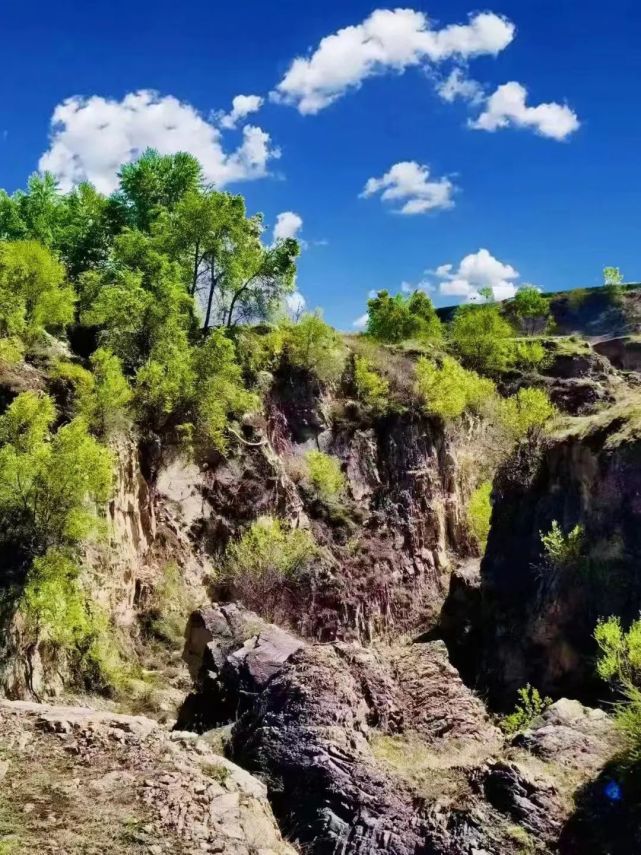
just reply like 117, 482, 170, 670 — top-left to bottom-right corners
271, 9, 515, 114
273, 210, 303, 242
353, 312, 369, 330
401, 278, 434, 293
361, 160, 455, 215
470, 81, 580, 140
39, 90, 280, 194
436, 67, 484, 104
218, 94, 264, 129
435, 248, 519, 302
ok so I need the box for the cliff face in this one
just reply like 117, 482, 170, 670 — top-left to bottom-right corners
478, 402, 641, 705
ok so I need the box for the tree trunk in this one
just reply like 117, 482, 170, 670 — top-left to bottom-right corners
204, 258, 216, 331
189, 239, 200, 297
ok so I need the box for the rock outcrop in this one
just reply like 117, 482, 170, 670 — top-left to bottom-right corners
0, 698, 295, 854
478, 400, 641, 705
179, 604, 618, 854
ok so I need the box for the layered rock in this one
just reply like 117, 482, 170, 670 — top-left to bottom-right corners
180, 604, 618, 854
478, 401, 641, 705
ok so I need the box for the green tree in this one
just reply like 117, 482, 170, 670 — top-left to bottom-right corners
0, 392, 113, 558
512, 286, 551, 336
449, 302, 515, 373
366, 290, 442, 343
304, 450, 346, 505
498, 387, 557, 441
284, 312, 346, 384
595, 616, 641, 762
113, 149, 202, 231
0, 240, 75, 343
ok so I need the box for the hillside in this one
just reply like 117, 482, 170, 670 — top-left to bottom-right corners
0, 157, 641, 853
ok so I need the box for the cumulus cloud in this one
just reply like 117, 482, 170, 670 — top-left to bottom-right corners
273, 210, 303, 242
39, 90, 280, 194
352, 313, 369, 330
435, 67, 484, 104
361, 160, 455, 215
218, 94, 264, 129
271, 9, 514, 114
435, 248, 519, 301
470, 81, 580, 140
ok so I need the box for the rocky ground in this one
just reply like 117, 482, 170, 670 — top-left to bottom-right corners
0, 699, 295, 854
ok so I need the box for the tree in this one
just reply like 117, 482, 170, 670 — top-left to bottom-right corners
113, 149, 203, 231
512, 286, 551, 335
366, 290, 442, 343
0, 392, 113, 559
603, 266, 625, 303
449, 302, 515, 373
283, 312, 346, 384
0, 240, 75, 342
416, 355, 496, 420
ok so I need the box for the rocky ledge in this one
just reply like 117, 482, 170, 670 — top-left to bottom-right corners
0, 698, 295, 855
179, 604, 620, 854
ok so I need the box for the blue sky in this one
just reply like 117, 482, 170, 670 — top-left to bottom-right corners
1, 0, 640, 328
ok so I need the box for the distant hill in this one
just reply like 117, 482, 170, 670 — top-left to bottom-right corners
437, 283, 641, 339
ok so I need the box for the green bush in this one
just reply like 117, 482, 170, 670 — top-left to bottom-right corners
416, 355, 496, 420
468, 481, 492, 548
0, 392, 113, 555
595, 616, 641, 761
512, 339, 549, 371
540, 520, 584, 568
449, 302, 515, 373
283, 312, 346, 384
498, 387, 557, 441
224, 516, 317, 583
20, 548, 127, 692
0, 240, 75, 343
353, 355, 390, 412
366, 290, 443, 343
511, 286, 551, 336
501, 684, 552, 735
304, 450, 346, 505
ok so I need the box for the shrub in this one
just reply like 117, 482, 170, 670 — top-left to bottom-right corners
20, 548, 127, 692
304, 450, 346, 505
224, 516, 317, 582
0, 391, 113, 556
449, 303, 515, 373
468, 481, 492, 548
147, 562, 194, 646
595, 616, 641, 761
283, 312, 346, 384
501, 684, 552, 735
353, 355, 390, 413
416, 355, 496, 420
498, 387, 557, 441
540, 520, 584, 568
512, 340, 549, 371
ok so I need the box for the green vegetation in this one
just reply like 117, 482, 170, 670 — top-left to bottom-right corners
353, 355, 390, 413
415, 355, 495, 420
283, 312, 346, 384
511, 339, 549, 371
511, 286, 552, 336
468, 481, 492, 548
603, 265, 624, 302
497, 387, 557, 442
501, 684, 552, 735
595, 616, 641, 761
540, 520, 584, 568
366, 290, 442, 343
304, 450, 347, 505
449, 301, 515, 373
224, 516, 317, 584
